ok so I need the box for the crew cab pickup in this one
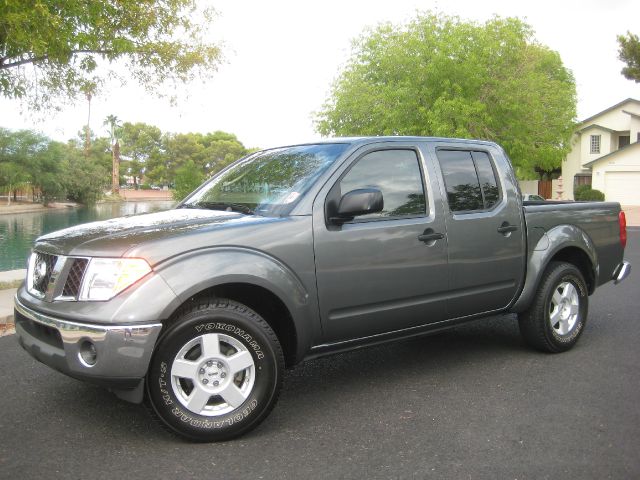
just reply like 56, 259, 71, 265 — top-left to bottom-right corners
14, 137, 631, 441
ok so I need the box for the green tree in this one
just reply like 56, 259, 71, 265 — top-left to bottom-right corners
120, 122, 163, 189
0, 162, 28, 205
202, 131, 249, 174
161, 131, 248, 185
617, 31, 640, 83
35, 141, 66, 204
0, 128, 58, 204
63, 131, 111, 203
61, 142, 109, 204
315, 13, 577, 179
0, 0, 222, 107
173, 159, 204, 201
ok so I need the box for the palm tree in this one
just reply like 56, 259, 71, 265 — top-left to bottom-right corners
80, 82, 96, 157
104, 115, 122, 195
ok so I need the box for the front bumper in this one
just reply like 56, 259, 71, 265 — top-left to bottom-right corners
14, 296, 162, 390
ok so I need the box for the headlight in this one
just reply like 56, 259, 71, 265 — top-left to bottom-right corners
79, 258, 151, 301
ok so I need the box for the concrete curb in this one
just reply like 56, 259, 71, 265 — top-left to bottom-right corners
0, 285, 18, 336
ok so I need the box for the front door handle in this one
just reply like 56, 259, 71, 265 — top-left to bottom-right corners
418, 231, 445, 243
497, 224, 518, 234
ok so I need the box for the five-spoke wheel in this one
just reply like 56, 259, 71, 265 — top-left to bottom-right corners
171, 333, 256, 416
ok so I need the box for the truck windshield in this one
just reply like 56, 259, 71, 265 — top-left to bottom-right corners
180, 143, 349, 216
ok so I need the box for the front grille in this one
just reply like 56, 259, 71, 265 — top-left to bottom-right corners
28, 252, 89, 301
30, 252, 58, 297
62, 258, 88, 298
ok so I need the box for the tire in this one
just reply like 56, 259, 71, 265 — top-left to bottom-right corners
518, 261, 589, 353
146, 298, 284, 442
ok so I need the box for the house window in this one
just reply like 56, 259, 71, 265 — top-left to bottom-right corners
590, 135, 601, 154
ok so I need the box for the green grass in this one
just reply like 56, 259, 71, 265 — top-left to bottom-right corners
0, 280, 23, 290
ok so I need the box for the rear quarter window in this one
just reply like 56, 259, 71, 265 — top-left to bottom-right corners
437, 149, 501, 213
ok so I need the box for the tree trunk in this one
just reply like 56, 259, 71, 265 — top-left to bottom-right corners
84, 93, 92, 157
112, 140, 120, 195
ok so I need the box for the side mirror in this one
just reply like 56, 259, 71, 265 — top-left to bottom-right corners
331, 188, 384, 224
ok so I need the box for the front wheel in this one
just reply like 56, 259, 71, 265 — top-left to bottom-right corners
146, 298, 284, 441
518, 261, 589, 353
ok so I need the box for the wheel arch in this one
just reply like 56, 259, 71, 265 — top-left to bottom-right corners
168, 283, 299, 367
510, 225, 597, 313
155, 247, 316, 367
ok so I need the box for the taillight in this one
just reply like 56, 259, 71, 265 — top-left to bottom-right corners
619, 211, 627, 249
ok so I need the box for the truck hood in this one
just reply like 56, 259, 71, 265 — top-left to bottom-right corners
34, 208, 265, 259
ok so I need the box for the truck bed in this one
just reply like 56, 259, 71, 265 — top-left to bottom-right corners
523, 201, 623, 288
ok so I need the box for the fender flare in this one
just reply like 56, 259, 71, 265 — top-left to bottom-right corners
153, 247, 315, 360
510, 224, 597, 313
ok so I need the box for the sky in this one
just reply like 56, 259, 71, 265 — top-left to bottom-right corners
1, 0, 639, 149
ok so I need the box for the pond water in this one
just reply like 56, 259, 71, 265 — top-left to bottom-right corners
0, 201, 176, 271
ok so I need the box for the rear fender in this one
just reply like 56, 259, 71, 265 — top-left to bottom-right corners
510, 225, 597, 313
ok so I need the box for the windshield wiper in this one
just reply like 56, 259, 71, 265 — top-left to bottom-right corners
181, 202, 255, 215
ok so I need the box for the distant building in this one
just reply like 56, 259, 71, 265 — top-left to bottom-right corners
562, 98, 640, 205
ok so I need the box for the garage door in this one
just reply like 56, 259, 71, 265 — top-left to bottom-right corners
605, 172, 640, 205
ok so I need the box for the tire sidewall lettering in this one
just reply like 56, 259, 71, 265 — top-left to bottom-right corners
194, 322, 265, 360
168, 399, 259, 430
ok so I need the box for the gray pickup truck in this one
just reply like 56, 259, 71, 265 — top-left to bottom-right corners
15, 137, 630, 441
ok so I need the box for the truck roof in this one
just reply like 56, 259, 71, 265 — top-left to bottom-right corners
272, 136, 500, 149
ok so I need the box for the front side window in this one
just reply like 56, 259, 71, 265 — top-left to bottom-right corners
590, 135, 601, 154
183, 143, 349, 216
338, 149, 426, 220
437, 149, 501, 213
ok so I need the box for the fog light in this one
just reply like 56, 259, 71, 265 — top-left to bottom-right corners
79, 341, 98, 366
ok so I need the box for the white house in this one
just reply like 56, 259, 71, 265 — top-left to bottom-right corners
562, 98, 640, 205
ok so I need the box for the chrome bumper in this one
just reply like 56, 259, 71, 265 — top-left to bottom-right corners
613, 261, 631, 285
14, 296, 162, 386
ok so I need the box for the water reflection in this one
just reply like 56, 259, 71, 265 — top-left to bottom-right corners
0, 201, 175, 270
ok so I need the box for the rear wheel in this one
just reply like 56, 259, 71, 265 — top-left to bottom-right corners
518, 261, 589, 353
146, 298, 284, 441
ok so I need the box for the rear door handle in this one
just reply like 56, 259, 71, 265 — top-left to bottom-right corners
497, 224, 518, 234
418, 232, 444, 243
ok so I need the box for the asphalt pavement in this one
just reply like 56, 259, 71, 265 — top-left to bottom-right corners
0, 231, 638, 480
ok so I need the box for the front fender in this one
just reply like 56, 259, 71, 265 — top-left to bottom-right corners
154, 247, 314, 357
510, 224, 597, 313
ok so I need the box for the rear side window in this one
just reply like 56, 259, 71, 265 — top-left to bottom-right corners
472, 151, 500, 209
437, 149, 501, 213
339, 149, 426, 219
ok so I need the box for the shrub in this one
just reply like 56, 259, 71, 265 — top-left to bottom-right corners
575, 187, 605, 201
574, 184, 591, 198
140, 183, 152, 190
